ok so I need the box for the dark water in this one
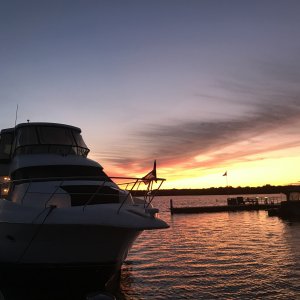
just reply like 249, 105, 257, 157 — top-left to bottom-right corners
2, 194, 300, 299
119, 195, 300, 300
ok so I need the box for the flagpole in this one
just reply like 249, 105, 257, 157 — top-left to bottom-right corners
223, 171, 228, 185
223, 171, 229, 196
226, 174, 229, 188
221, 171, 233, 205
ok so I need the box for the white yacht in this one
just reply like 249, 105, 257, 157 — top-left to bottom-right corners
0, 122, 168, 286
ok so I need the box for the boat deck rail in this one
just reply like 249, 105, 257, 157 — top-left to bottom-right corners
0, 175, 166, 213
114, 176, 165, 213
14, 144, 90, 157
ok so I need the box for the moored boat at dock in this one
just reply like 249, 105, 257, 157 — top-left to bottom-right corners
0, 122, 168, 287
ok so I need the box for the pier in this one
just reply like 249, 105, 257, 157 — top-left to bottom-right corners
169, 197, 281, 214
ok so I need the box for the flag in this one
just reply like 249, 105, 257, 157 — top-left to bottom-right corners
142, 160, 157, 184
223, 171, 227, 176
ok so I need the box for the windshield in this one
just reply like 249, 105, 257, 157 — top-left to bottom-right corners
73, 131, 88, 148
38, 127, 75, 145
14, 125, 89, 157
16, 127, 38, 146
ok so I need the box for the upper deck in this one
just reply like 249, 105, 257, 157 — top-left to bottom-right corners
0, 122, 90, 162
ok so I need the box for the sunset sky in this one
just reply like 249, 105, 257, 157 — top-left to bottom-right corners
1, 0, 300, 189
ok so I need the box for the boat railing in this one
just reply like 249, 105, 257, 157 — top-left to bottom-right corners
111, 176, 166, 213
14, 144, 89, 157
0, 175, 166, 212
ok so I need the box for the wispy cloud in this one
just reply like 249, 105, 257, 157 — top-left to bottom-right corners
100, 60, 300, 175
138, 100, 300, 162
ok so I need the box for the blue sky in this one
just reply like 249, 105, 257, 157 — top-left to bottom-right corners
1, 0, 300, 187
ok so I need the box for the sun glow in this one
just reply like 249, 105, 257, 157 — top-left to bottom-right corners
93, 151, 300, 190
90, 137, 300, 190
159, 154, 300, 189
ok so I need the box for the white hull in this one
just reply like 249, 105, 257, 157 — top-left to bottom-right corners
0, 223, 141, 265
0, 199, 167, 266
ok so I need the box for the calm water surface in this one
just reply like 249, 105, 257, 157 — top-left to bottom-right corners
119, 195, 300, 299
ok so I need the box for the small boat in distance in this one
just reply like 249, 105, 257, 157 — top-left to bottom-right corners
0, 122, 168, 288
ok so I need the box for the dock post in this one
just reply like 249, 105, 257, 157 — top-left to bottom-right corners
170, 199, 173, 215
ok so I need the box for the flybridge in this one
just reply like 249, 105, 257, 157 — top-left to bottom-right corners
0, 122, 90, 160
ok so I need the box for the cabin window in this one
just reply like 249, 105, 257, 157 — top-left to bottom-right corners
0, 132, 13, 160
11, 165, 112, 182
38, 127, 75, 145
61, 185, 119, 206
73, 132, 88, 149
16, 127, 38, 146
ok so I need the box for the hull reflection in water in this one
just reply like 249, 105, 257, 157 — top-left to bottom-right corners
0, 275, 117, 300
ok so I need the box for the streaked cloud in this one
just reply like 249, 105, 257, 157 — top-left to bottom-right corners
102, 60, 300, 175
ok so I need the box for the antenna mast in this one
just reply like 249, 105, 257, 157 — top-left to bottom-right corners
14, 104, 19, 127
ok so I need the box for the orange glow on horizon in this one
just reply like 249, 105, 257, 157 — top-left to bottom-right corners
89, 144, 300, 189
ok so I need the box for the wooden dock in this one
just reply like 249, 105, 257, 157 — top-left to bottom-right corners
169, 198, 281, 214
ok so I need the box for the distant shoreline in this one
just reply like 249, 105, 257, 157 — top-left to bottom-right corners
131, 184, 299, 197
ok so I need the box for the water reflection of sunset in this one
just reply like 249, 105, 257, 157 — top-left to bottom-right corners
120, 196, 300, 299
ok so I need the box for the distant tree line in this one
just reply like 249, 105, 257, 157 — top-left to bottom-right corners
131, 184, 300, 197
